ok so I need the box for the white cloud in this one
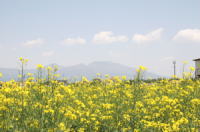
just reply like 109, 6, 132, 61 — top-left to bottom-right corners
42, 51, 55, 57
63, 37, 86, 45
173, 29, 200, 43
132, 28, 164, 44
109, 50, 122, 58
22, 38, 44, 47
92, 31, 128, 44
11, 47, 17, 51
161, 56, 175, 62
108, 50, 128, 59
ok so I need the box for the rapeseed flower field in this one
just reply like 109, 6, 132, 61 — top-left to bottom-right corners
0, 59, 199, 131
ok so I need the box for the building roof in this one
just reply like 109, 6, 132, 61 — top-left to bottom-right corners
193, 58, 200, 61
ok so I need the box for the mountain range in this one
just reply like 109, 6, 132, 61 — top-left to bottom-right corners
0, 61, 160, 81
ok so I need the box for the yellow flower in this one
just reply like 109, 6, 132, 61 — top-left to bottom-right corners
123, 114, 131, 121
189, 66, 195, 72
58, 122, 65, 131
191, 98, 200, 105
139, 65, 147, 71
19, 57, 29, 64
102, 103, 114, 109
36, 64, 44, 69
82, 76, 89, 82
18, 74, 22, 78
105, 74, 110, 78
182, 61, 188, 64
78, 128, 85, 132
0, 72, 3, 78
27, 73, 33, 76
171, 75, 178, 78
121, 75, 127, 80
46, 66, 53, 71
19, 57, 23, 61
136, 65, 147, 72
96, 73, 101, 76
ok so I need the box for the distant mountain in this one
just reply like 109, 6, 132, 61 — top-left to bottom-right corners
0, 61, 160, 81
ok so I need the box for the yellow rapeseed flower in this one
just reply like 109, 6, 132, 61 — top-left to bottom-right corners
189, 66, 195, 72
36, 64, 44, 69
182, 61, 188, 64
0, 72, 3, 78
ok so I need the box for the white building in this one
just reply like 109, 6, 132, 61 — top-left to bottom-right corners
193, 58, 200, 78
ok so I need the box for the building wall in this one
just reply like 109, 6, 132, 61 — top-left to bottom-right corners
195, 61, 200, 77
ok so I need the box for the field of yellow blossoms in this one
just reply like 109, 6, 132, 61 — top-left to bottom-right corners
0, 59, 199, 131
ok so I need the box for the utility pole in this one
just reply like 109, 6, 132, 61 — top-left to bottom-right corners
173, 61, 176, 77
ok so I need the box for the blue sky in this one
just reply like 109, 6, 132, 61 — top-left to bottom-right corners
0, 0, 200, 76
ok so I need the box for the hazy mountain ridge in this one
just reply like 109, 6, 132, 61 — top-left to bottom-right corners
0, 61, 160, 81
